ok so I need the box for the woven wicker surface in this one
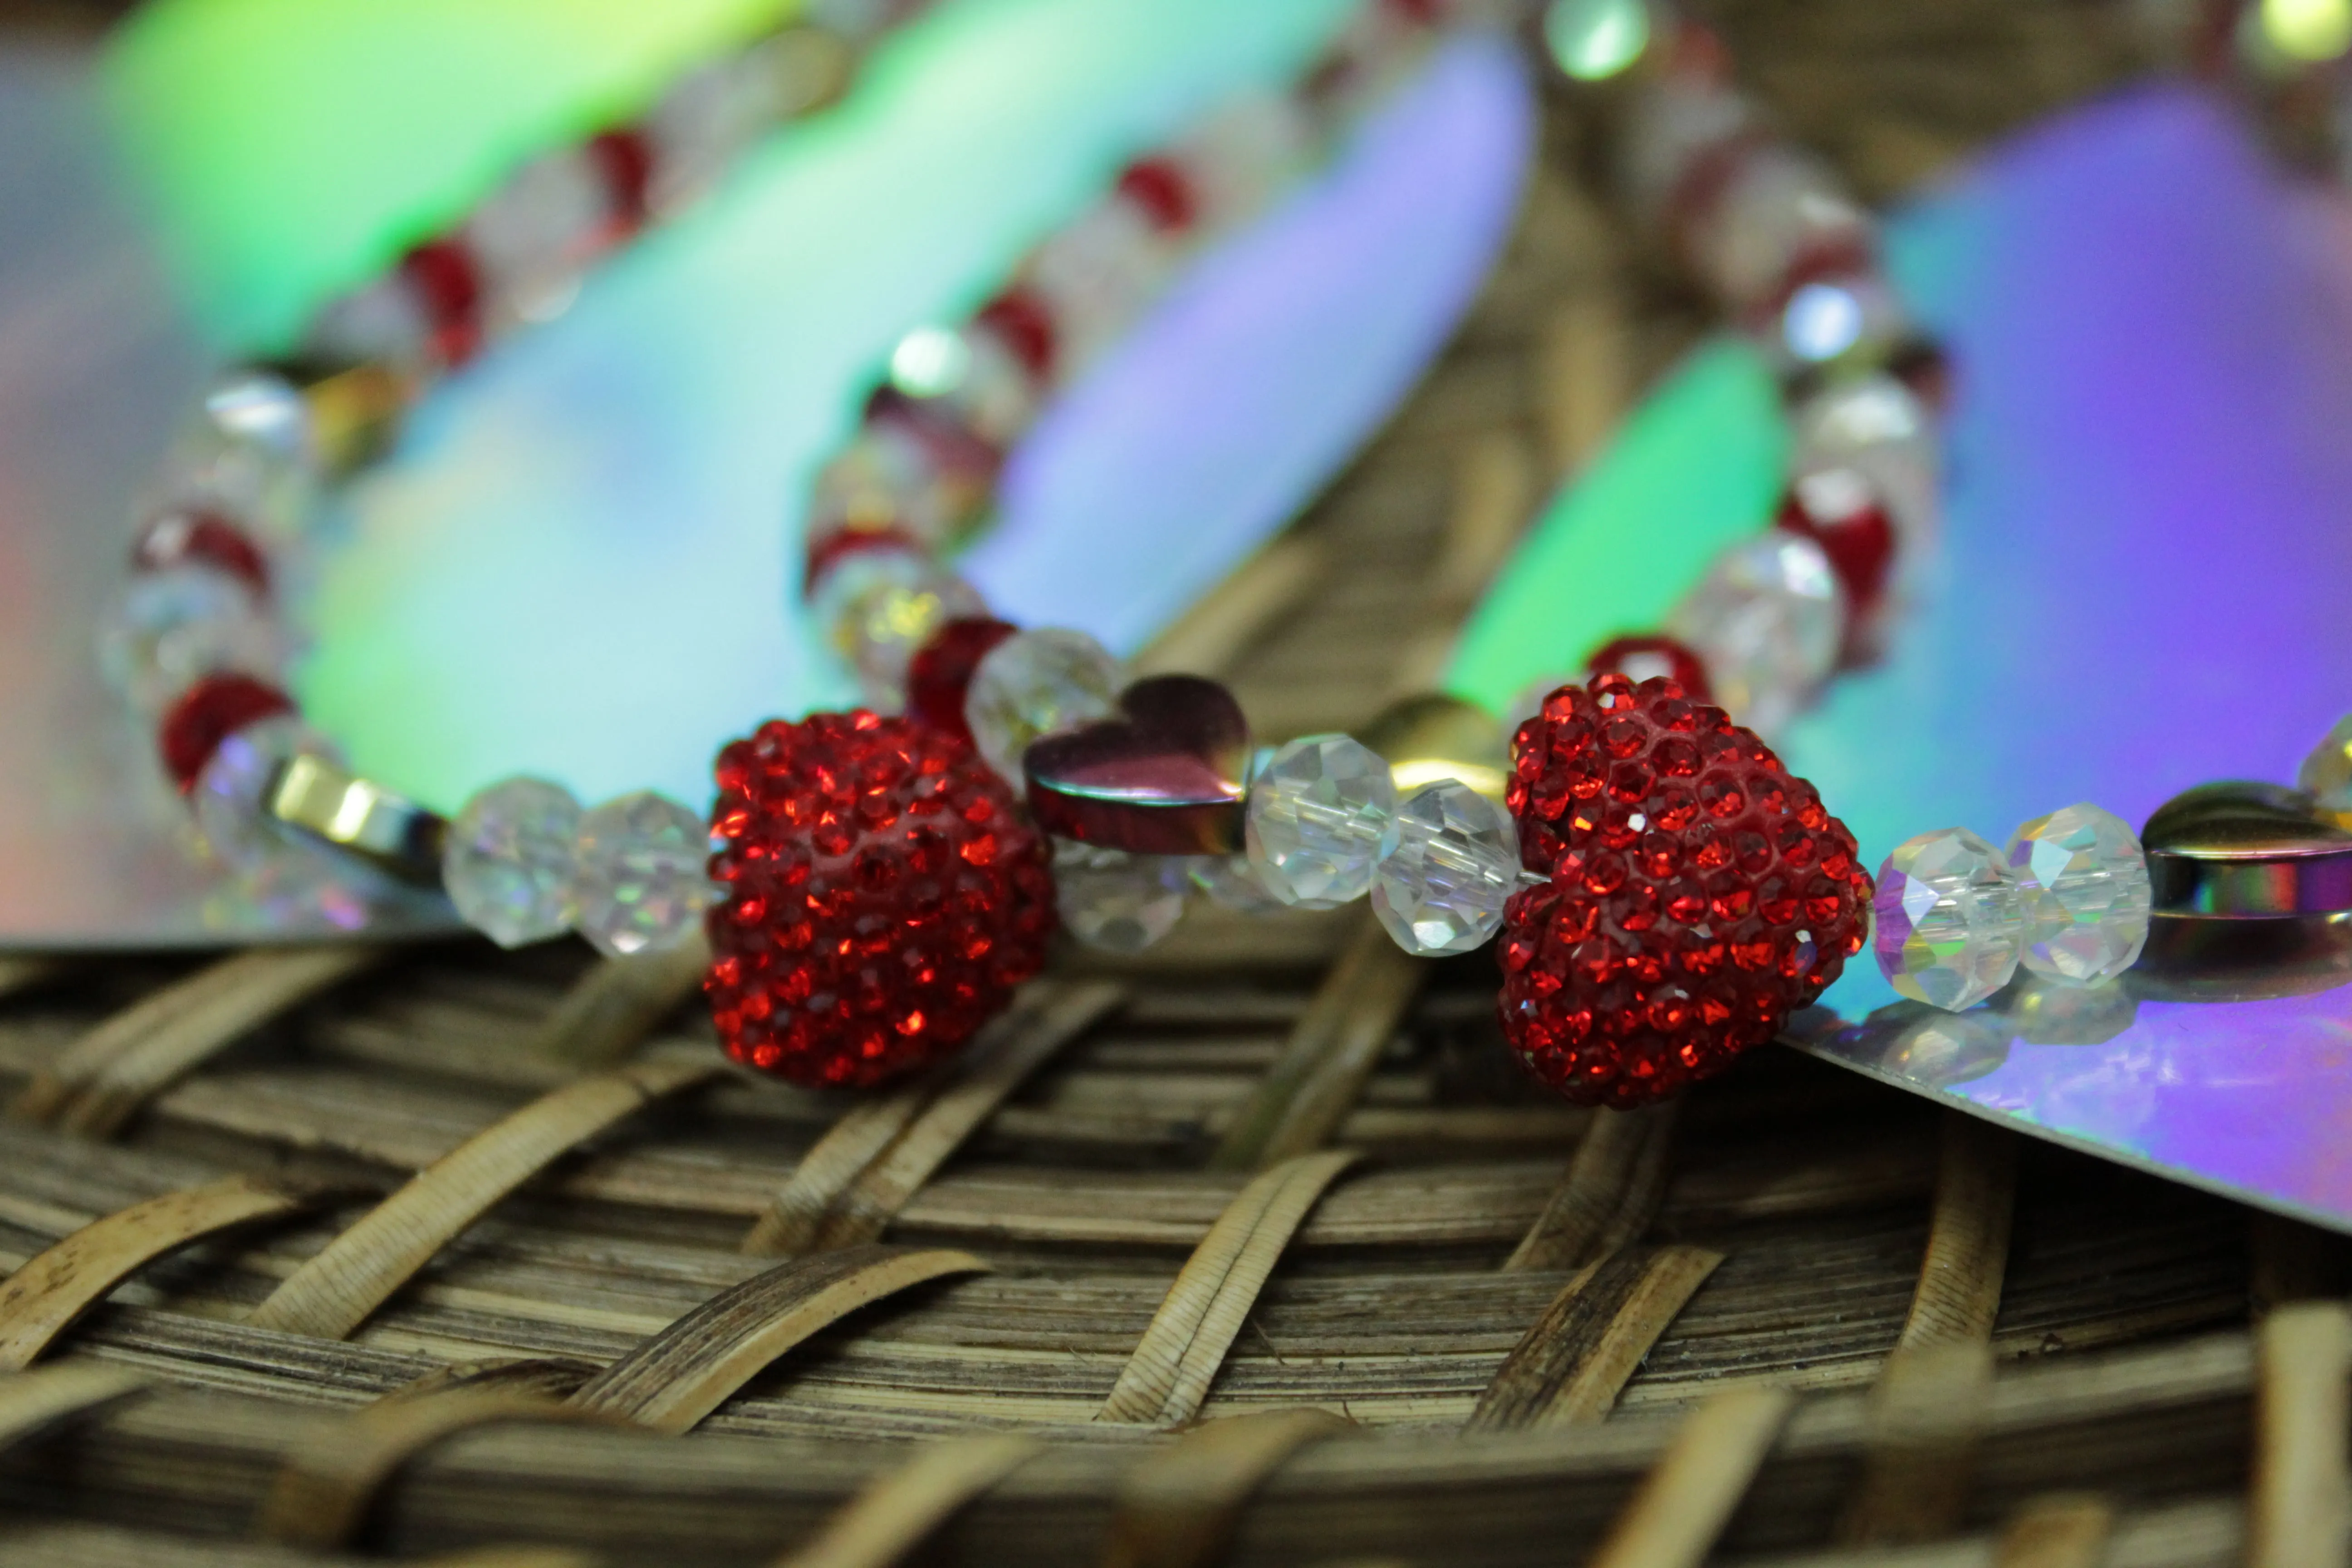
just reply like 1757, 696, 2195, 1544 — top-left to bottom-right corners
0, 8, 2334, 1566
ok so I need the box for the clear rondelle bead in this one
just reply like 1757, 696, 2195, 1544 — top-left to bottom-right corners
98, 565, 282, 715
572, 791, 715, 958
1244, 735, 1399, 908
1665, 530, 1845, 736
2297, 712, 2352, 824
965, 627, 1121, 786
1790, 374, 1939, 554
444, 776, 583, 948
1372, 780, 1519, 956
2004, 802, 2152, 984
1873, 826, 2031, 1012
191, 715, 378, 927
466, 149, 611, 321
809, 547, 988, 709
1053, 839, 1190, 952
1190, 853, 1282, 914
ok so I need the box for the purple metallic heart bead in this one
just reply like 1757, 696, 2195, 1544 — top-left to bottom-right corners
1022, 674, 1250, 854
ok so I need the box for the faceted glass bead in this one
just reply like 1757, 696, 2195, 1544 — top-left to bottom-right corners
192, 715, 378, 928
1244, 735, 1399, 908
572, 791, 715, 958
98, 564, 282, 715
1790, 374, 1939, 555
1191, 853, 1282, 914
2004, 803, 2152, 984
306, 273, 434, 373
1690, 144, 1870, 313
444, 777, 583, 948
643, 53, 784, 213
905, 617, 1019, 744
1372, 779, 1519, 956
158, 673, 294, 794
808, 546, 989, 708
1019, 198, 1172, 372
1665, 530, 1844, 737
1170, 93, 1313, 228
2297, 712, 2352, 825
965, 627, 1122, 785
1053, 840, 1190, 953
887, 323, 1038, 444
1873, 827, 2030, 1012
466, 148, 613, 320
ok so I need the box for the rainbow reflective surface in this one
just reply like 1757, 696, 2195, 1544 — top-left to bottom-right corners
1458, 88, 2352, 1228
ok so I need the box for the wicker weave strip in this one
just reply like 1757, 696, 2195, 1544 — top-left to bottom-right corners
10, 946, 382, 1138
0, 1173, 329, 1371
1209, 921, 1422, 1172
1384, 432, 1539, 696
1131, 535, 1327, 680
247, 1059, 722, 1339
742, 981, 1125, 1257
566, 1245, 988, 1435
0, 1363, 147, 1458
254, 1390, 619, 1550
1098, 1152, 1358, 1426
1504, 1102, 1681, 1274
1899, 1112, 2019, 1351
0, 956, 58, 1002
1995, 1494, 2117, 1568
1099, 1408, 1352, 1568
1467, 1245, 1723, 1431
1586, 1387, 1797, 1568
2249, 1302, 2352, 1568
771, 1433, 1042, 1568
1838, 1338, 1995, 1544
424, 1547, 602, 1568
527, 936, 711, 1068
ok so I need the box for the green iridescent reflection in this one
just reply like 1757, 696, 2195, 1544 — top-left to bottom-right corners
1441, 337, 1789, 716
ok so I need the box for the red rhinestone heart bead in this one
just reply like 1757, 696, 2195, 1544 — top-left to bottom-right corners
1500, 673, 1873, 1107
706, 709, 1055, 1089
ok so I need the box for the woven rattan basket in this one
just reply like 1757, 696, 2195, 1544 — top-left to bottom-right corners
0, 7, 2328, 1565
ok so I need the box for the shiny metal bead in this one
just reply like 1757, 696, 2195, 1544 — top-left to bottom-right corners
2142, 780, 2352, 918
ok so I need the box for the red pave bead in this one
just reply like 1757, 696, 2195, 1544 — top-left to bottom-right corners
158, 674, 294, 794
974, 288, 1057, 382
1499, 673, 1872, 1108
132, 510, 271, 600
1776, 485, 1896, 625
906, 618, 1019, 744
397, 237, 485, 367
1583, 633, 1711, 703
1115, 157, 1198, 234
803, 524, 923, 598
586, 127, 655, 236
704, 709, 1056, 1089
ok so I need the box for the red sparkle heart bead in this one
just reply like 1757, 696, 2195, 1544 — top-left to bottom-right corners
705, 709, 1055, 1089
1499, 672, 1873, 1107
1022, 674, 1250, 855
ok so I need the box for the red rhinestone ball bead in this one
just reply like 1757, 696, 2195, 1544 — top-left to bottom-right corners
706, 709, 1056, 1089
1499, 673, 1873, 1107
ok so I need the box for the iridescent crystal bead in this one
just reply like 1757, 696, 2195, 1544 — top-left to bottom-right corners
886, 323, 1037, 446
2297, 712, 2352, 825
1019, 198, 1172, 372
2004, 803, 2152, 984
306, 274, 435, 373
1790, 374, 1939, 553
191, 715, 378, 926
1690, 144, 1870, 312
1372, 779, 1519, 956
1053, 839, 1190, 952
98, 564, 282, 715
444, 776, 583, 948
1243, 735, 1398, 908
1873, 827, 2031, 1012
1190, 853, 1282, 914
1170, 93, 1313, 227
964, 627, 1122, 785
808, 545, 988, 708
466, 149, 612, 321
1665, 530, 1845, 736
572, 791, 715, 958
643, 53, 784, 212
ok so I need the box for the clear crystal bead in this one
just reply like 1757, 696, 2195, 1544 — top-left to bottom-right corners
887, 323, 1037, 445
1621, 75, 1752, 222
1172, 93, 1314, 227
965, 628, 1122, 786
572, 791, 714, 958
2297, 712, 2352, 823
1019, 198, 1172, 372
1790, 374, 1939, 554
1372, 780, 1519, 956
1190, 853, 1282, 914
2004, 802, 2152, 984
808, 546, 988, 709
643, 53, 784, 213
1665, 530, 1845, 736
192, 715, 380, 927
306, 273, 434, 373
1690, 145, 1871, 312
1244, 735, 1398, 908
466, 149, 611, 322
1872, 827, 2031, 1012
808, 425, 972, 549
1053, 839, 1189, 952
444, 776, 583, 948
98, 565, 282, 715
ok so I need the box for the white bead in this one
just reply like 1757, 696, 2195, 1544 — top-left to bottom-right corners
808, 546, 988, 709
2004, 803, 2152, 984
965, 628, 1122, 786
1372, 780, 1519, 956
444, 777, 583, 948
1053, 840, 1189, 952
1666, 530, 1845, 737
97, 566, 281, 715
1244, 735, 1398, 908
572, 791, 714, 958
1872, 827, 2030, 1012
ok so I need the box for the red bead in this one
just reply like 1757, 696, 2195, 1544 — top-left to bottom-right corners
158, 674, 294, 794
398, 237, 485, 367
1582, 634, 1711, 703
1383, 0, 1448, 22
705, 710, 1055, 1088
906, 618, 1019, 744
586, 127, 656, 235
132, 510, 271, 600
803, 524, 923, 598
1499, 674, 1871, 1108
974, 288, 1057, 382
1115, 157, 1198, 234
1776, 485, 1896, 624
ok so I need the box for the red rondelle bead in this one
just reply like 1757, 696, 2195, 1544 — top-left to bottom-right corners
132, 510, 272, 600
906, 618, 1019, 745
398, 237, 485, 367
1776, 483, 1896, 626
158, 673, 294, 794
586, 127, 656, 235
1115, 157, 1198, 234
974, 288, 1057, 382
